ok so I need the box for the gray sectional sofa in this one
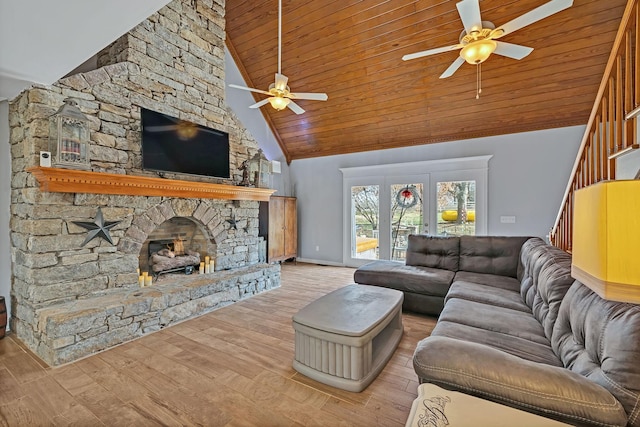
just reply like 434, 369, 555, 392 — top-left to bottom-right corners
354, 235, 640, 426
354, 235, 531, 316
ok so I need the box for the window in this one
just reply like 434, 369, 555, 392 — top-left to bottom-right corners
436, 180, 476, 236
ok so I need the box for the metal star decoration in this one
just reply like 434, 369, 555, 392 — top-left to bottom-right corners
73, 207, 121, 246
226, 212, 238, 230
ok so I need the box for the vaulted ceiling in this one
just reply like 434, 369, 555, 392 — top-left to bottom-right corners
225, 0, 627, 162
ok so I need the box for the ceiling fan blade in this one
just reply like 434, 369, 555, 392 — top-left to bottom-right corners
249, 99, 271, 109
402, 44, 463, 61
440, 57, 465, 79
456, 0, 483, 35
146, 125, 177, 132
228, 84, 271, 97
289, 92, 328, 101
493, 0, 573, 38
287, 100, 305, 115
275, 73, 289, 91
494, 41, 534, 60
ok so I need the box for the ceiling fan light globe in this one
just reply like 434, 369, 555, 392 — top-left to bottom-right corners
176, 121, 199, 140
268, 96, 291, 111
460, 39, 497, 64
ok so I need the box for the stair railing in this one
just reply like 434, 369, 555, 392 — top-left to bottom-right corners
551, 0, 640, 251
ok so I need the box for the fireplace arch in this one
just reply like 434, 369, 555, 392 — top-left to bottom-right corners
119, 199, 224, 255
118, 198, 261, 272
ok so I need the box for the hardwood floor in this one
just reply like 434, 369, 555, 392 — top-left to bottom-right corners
0, 263, 436, 426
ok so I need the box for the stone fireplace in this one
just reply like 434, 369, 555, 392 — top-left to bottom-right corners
7, 0, 281, 365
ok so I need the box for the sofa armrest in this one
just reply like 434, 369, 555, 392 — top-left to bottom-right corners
413, 336, 628, 426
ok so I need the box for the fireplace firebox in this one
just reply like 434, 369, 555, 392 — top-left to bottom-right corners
148, 239, 201, 277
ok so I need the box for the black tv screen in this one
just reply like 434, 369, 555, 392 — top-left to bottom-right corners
141, 108, 230, 179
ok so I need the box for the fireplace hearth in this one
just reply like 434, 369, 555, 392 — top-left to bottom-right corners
14, 197, 280, 366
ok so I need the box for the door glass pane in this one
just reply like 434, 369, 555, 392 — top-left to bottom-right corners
390, 184, 423, 261
436, 180, 476, 236
351, 185, 379, 259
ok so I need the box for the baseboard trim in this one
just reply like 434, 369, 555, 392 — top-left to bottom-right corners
295, 258, 345, 267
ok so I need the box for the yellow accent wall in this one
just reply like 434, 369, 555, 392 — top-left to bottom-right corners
573, 180, 640, 289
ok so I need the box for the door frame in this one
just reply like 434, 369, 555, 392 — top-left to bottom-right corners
341, 155, 492, 267
343, 176, 383, 267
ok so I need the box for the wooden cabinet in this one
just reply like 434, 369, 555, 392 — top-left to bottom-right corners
259, 196, 297, 263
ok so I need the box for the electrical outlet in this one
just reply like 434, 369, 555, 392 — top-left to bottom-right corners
500, 216, 516, 224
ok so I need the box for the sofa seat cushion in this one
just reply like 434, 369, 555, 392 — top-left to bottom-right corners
453, 271, 520, 292
438, 298, 550, 346
353, 260, 454, 297
431, 320, 562, 366
445, 281, 530, 313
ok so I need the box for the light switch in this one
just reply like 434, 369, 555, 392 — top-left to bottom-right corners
500, 216, 516, 224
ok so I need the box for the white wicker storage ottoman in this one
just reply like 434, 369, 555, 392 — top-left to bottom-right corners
292, 284, 403, 392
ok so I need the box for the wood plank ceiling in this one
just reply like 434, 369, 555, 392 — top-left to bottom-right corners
225, 0, 627, 162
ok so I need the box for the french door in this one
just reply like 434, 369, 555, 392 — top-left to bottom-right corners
342, 156, 490, 268
346, 175, 429, 266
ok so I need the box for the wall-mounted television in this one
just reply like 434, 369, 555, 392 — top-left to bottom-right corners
141, 108, 230, 179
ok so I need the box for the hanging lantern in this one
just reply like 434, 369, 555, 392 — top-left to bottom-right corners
49, 98, 90, 170
247, 149, 271, 188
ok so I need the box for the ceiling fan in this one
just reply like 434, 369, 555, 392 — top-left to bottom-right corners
145, 114, 223, 141
402, 0, 573, 80
228, 0, 328, 115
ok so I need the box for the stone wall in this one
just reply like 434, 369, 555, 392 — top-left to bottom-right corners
8, 0, 281, 365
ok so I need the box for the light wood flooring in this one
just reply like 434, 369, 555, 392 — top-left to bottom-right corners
0, 263, 436, 426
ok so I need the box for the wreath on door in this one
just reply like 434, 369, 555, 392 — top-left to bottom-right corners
396, 185, 419, 209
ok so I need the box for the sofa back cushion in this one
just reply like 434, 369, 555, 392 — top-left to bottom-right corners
406, 235, 460, 271
517, 237, 547, 282
519, 239, 573, 340
458, 236, 530, 278
552, 282, 640, 425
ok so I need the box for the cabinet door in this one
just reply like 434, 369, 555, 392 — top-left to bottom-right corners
269, 197, 286, 261
284, 197, 297, 258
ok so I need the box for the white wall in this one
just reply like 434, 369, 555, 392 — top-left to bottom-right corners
0, 101, 11, 325
617, 149, 640, 179
290, 126, 584, 265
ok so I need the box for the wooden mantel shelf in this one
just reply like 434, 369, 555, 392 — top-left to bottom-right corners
28, 167, 276, 201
